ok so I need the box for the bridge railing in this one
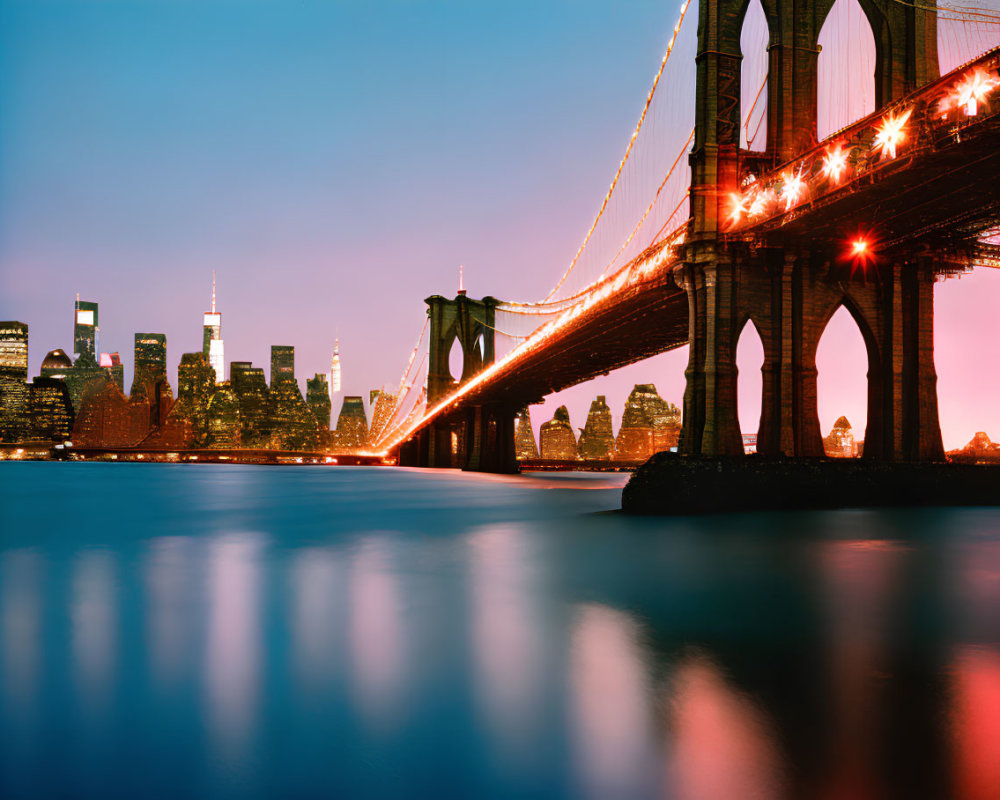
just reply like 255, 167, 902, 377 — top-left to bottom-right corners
727, 46, 1000, 238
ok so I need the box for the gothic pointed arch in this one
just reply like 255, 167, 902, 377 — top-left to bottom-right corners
817, 0, 878, 139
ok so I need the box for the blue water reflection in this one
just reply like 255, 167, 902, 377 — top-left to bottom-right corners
1, 463, 1000, 799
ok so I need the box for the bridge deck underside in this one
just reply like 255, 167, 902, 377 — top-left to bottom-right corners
750, 114, 1000, 249
463, 276, 689, 410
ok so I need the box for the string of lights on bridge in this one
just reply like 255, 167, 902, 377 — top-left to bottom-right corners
727, 48, 1000, 261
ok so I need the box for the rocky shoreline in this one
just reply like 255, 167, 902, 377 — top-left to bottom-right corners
622, 454, 1000, 514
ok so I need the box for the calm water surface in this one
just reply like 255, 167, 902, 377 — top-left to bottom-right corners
1, 463, 1000, 799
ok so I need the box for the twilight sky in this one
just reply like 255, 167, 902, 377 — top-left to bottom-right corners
1, 0, 998, 449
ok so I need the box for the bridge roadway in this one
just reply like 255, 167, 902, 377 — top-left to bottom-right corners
393, 48, 1000, 467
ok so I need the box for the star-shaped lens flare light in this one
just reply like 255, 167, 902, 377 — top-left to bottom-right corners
848, 236, 874, 272
873, 108, 911, 160
822, 145, 848, 184
729, 192, 748, 226
748, 189, 772, 218
780, 169, 806, 212
954, 69, 999, 116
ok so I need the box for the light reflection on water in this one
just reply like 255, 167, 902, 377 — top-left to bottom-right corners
203, 533, 264, 768
349, 539, 407, 735
71, 549, 117, 717
1, 463, 1000, 799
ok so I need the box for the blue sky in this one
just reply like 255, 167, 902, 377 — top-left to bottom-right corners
0, 1, 675, 402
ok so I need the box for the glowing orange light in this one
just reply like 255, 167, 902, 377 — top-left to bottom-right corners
728, 192, 748, 226
954, 69, 999, 116
821, 145, 848, 183
748, 188, 772, 218
851, 238, 868, 256
873, 108, 911, 160
780, 169, 806, 212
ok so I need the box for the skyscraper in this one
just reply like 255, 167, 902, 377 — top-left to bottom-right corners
614, 385, 680, 460
306, 374, 332, 430
202, 272, 225, 383
131, 333, 173, 429
367, 388, 397, 444
514, 407, 539, 460
539, 405, 577, 460
134, 334, 167, 384
0, 321, 30, 442
577, 395, 614, 460
329, 339, 341, 404
271, 346, 295, 388
335, 396, 369, 450
28, 378, 74, 442
231, 362, 273, 448
73, 297, 99, 365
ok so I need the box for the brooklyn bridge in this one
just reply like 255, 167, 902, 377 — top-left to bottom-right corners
369, 0, 1000, 473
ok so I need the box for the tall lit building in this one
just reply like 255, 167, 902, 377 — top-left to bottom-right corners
614, 385, 680, 460
335, 396, 369, 451
132, 334, 170, 398
29, 378, 74, 442
368, 387, 397, 444
271, 346, 295, 388
74, 297, 99, 365
307, 374, 332, 430
329, 339, 342, 404
514, 407, 539, 460
202, 272, 225, 383
0, 321, 30, 442
131, 333, 173, 429
578, 396, 614, 460
231, 362, 273, 448
540, 406, 577, 460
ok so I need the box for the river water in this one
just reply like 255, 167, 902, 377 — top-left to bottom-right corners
1, 463, 999, 799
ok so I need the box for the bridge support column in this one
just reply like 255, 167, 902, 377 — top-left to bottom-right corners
909, 264, 944, 460
463, 403, 517, 474
678, 253, 744, 457
426, 421, 456, 468
867, 260, 943, 461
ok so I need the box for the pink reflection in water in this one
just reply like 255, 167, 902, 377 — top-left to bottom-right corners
468, 525, 544, 764
951, 645, 1000, 800
819, 539, 904, 799
145, 537, 196, 688
291, 547, 343, 692
349, 541, 406, 732
0, 549, 42, 718
667, 653, 785, 800
204, 533, 263, 763
570, 603, 655, 799
71, 549, 117, 715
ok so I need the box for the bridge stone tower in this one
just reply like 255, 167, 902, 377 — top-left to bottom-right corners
425, 292, 498, 406
681, 0, 943, 459
400, 292, 516, 472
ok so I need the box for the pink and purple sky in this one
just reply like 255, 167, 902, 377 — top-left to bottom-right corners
1, 0, 997, 449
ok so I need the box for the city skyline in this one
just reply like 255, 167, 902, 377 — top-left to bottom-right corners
2, 0, 1000, 448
